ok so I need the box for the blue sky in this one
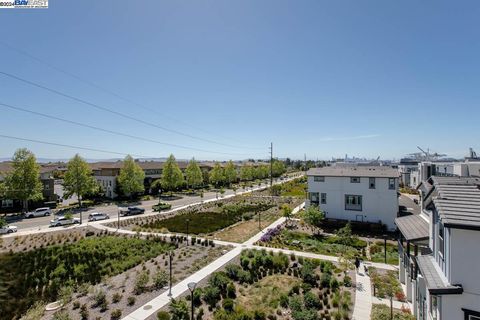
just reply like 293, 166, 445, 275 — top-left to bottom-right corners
0, 0, 479, 161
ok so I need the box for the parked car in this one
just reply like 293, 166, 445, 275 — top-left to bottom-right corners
25, 207, 52, 218
50, 216, 80, 227
88, 212, 110, 221
119, 206, 145, 216
0, 225, 18, 234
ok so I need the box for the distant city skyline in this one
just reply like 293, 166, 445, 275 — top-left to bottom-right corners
1, 0, 479, 161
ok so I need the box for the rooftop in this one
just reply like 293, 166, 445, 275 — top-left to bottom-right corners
307, 166, 398, 178
395, 214, 430, 241
416, 255, 463, 295
422, 176, 480, 230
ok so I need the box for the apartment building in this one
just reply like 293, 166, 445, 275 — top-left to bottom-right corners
396, 176, 480, 320
306, 166, 399, 230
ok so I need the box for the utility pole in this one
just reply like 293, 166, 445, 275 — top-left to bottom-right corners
270, 142, 273, 188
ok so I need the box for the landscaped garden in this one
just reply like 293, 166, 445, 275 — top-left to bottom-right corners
158, 249, 355, 320
369, 241, 399, 265
371, 304, 415, 320
0, 230, 227, 320
113, 195, 303, 243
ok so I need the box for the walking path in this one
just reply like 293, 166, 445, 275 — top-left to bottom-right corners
119, 199, 398, 320
352, 262, 373, 320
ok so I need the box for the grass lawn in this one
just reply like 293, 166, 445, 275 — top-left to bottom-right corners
263, 229, 367, 257
280, 178, 307, 197
141, 202, 274, 234
370, 241, 399, 265
236, 274, 301, 315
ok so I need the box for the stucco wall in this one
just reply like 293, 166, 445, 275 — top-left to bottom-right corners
307, 175, 398, 230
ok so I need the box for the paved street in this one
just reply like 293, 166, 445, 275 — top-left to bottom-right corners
3, 175, 302, 235
399, 193, 420, 215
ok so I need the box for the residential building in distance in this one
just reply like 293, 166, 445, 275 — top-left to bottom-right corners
306, 165, 399, 230
0, 162, 57, 212
396, 176, 480, 320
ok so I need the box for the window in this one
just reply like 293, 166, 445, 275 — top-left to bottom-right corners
369, 177, 376, 189
350, 177, 360, 183
463, 308, 480, 320
313, 176, 325, 182
309, 192, 319, 204
438, 222, 445, 257
1, 199, 13, 208
389, 178, 396, 190
345, 195, 362, 211
321, 193, 327, 204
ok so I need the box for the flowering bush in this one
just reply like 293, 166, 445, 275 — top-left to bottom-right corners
260, 225, 282, 242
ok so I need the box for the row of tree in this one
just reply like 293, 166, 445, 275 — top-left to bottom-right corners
0, 149, 288, 211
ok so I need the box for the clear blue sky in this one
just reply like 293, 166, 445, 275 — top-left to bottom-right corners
0, 0, 479, 161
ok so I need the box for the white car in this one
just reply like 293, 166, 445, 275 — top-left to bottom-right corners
25, 207, 52, 218
0, 225, 18, 234
50, 216, 80, 227
88, 212, 110, 221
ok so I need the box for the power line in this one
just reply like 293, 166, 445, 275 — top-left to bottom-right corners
0, 134, 154, 158
0, 101, 261, 156
0, 40, 250, 145
0, 71, 264, 150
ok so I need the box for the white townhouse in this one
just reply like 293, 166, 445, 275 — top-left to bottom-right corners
396, 176, 480, 320
306, 166, 399, 230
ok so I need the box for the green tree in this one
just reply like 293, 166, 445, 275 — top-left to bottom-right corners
118, 155, 145, 198
161, 154, 184, 195
63, 154, 97, 211
336, 222, 354, 247
185, 158, 203, 189
303, 205, 324, 235
282, 204, 293, 226
209, 163, 225, 187
240, 166, 253, 181
271, 160, 286, 177
0, 217, 6, 228
224, 161, 237, 186
5, 148, 43, 212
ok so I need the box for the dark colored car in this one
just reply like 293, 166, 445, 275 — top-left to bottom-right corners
119, 206, 145, 216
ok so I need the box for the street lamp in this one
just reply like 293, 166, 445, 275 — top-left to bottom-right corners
168, 251, 173, 296
187, 282, 197, 320
258, 211, 261, 230
186, 219, 190, 246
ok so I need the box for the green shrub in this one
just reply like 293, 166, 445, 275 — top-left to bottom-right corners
304, 291, 320, 309
203, 286, 221, 308
52, 310, 71, 320
223, 298, 234, 312
134, 271, 150, 294
153, 270, 169, 289
127, 296, 136, 306
112, 292, 122, 303
111, 309, 122, 320
80, 304, 89, 320
170, 298, 189, 320
157, 311, 171, 320
93, 289, 107, 308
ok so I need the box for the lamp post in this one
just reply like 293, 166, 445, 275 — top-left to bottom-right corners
186, 219, 190, 246
258, 211, 261, 230
383, 234, 388, 264
168, 251, 173, 296
187, 282, 197, 320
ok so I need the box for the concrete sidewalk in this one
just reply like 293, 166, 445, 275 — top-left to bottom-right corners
352, 262, 373, 320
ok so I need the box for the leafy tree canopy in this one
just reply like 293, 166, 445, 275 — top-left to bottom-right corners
161, 154, 184, 193
63, 154, 98, 207
185, 158, 203, 189
118, 155, 145, 197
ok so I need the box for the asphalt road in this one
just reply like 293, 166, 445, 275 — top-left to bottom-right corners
6, 175, 302, 233
399, 193, 420, 215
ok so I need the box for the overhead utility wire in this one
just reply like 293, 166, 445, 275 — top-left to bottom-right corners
0, 134, 153, 158
0, 71, 263, 150
0, 41, 249, 144
0, 101, 261, 156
